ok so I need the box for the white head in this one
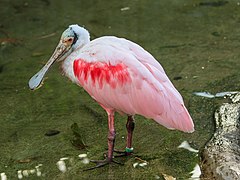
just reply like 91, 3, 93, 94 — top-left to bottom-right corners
28, 24, 90, 90
64, 24, 90, 52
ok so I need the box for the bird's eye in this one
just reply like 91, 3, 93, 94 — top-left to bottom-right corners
68, 38, 73, 42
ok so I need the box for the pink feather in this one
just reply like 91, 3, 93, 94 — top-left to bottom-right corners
71, 36, 194, 133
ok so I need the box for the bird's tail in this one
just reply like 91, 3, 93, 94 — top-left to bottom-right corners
153, 104, 195, 133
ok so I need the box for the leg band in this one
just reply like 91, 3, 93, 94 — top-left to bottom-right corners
125, 147, 134, 153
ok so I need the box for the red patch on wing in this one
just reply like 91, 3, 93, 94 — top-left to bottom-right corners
73, 59, 131, 88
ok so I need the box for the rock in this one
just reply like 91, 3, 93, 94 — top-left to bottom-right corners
201, 93, 240, 179
44, 129, 60, 136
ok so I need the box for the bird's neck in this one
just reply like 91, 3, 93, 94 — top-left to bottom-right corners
61, 45, 87, 84
61, 49, 80, 84
61, 27, 91, 84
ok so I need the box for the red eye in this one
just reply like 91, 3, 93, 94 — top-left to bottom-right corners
68, 38, 73, 42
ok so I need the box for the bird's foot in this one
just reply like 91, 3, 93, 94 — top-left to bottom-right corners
84, 157, 123, 171
113, 147, 134, 157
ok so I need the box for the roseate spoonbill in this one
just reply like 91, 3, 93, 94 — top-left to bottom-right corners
29, 24, 194, 169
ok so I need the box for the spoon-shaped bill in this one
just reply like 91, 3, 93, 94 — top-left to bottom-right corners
28, 42, 68, 90
28, 57, 55, 90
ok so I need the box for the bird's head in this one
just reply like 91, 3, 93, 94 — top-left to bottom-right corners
28, 24, 90, 90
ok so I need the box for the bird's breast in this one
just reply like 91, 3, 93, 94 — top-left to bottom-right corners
73, 59, 132, 89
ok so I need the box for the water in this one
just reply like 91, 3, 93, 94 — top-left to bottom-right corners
0, 0, 239, 179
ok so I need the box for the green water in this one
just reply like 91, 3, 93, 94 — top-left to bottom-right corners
0, 0, 239, 179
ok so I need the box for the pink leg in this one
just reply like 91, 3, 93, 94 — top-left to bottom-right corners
126, 116, 135, 154
107, 110, 116, 161
114, 116, 135, 157
86, 109, 122, 170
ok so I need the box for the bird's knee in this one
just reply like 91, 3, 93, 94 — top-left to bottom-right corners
108, 131, 116, 141
126, 117, 135, 132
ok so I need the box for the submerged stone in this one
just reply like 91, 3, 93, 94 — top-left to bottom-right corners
44, 130, 60, 136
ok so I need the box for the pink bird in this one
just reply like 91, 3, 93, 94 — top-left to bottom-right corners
29, 24, 194, 169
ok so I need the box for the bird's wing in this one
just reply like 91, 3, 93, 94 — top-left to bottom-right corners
73, 37, 194, 132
